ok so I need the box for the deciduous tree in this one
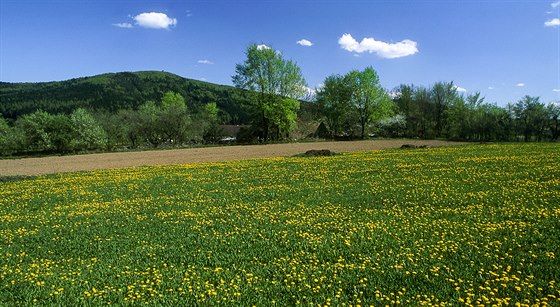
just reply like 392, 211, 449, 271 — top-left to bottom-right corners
232, 44, 307, 141
346, 67, 393, 139
315, 74, 352, 137
70, 108, 107, 150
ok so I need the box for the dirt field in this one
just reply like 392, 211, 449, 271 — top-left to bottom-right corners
0, 139, 465, 177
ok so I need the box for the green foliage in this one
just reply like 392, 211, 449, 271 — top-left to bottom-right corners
98, 109, 143, 149
159, 92, 191, 145
547, 102, 560, 141
315, 74, 353, 137
392, 83, 558, 142
1, 144, 559, 305
315, 67, 393, 139
346, 67, 393, 138
204, 102, 219, 122
430, 81, 459, 136
138, 101, 165, 147
509, 96, 549, 141
0, 116, 11, 155
233, 44, 307, 140
263, 97, 300, 138
161, 91, 187, 111
134, 92, 192, 147
377, 114, 406, 137
201, 102, 224, 143
14, 111, 73, 152
70, 108, 108, 150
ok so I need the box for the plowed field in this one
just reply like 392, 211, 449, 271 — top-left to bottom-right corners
0, 139, 464, 176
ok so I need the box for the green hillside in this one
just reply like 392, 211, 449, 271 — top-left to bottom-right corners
0, 71, 253, 124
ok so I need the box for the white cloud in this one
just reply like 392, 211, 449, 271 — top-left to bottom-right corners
256, 44, 271, 50
301, 86, 317, 100
516, 83, 525, 87
338, 33, 418, 59
113, 22, 133, 28
197, 59, 214, 65
545, 18, 560, 27
134, 12, 177, 29
304, 86, 316, 95
553, 89, 560, 92
552, 1, 560, 8
296, 39, 313, 47
488, 86, 495, 90
454, 86, 467, 93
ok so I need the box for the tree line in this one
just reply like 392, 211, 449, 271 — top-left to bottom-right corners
317, 79, 559, 142
233, 44, 559, 143
1, 44, 559, 156
0, 91, 221, 155
387, 84, 559, 142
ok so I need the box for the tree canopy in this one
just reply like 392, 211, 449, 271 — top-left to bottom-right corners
232, 44, 307, 141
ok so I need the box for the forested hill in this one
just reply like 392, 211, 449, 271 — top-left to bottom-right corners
0, 71, 252, 123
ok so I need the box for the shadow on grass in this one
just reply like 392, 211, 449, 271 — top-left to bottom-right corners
0, 175, 38, 183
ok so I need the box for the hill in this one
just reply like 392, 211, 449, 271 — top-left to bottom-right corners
0, 71, 253, 123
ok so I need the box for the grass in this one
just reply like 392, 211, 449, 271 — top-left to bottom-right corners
0, 143, 559, 306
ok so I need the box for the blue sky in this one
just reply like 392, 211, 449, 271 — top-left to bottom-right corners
1, 0, 559, 106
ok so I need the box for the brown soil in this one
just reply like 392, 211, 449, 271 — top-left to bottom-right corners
0, 139, 465, 177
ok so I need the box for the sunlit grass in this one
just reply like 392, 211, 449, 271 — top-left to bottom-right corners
1, 143, 559, 305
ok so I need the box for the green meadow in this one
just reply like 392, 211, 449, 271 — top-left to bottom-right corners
1, 144, 559, 306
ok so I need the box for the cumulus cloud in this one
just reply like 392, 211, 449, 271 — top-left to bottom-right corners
545, 18, 560, 27
301, 86, 317, 100
197, 59, 214, 65
256, 44, 271, 50
338, 33, 418, 59
113, 22, 133, 28
454, 86, 467, 93
134, 12, 177, 29
296, 39, 313, 47
516, 83, 525, 87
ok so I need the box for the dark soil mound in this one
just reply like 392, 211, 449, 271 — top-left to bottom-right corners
401, 144, 430, 149
301, 149, 337, 157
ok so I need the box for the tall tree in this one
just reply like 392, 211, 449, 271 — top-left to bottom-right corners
431, 81, 458, 137
346, 67, 392, 139
412, 87, 434, 138
159, 91, 190, 145
315, 74, 352, 137
232, 44, 307, 141
446, 92, 485, 140
546, 102, 560, 141
510, 96, 547, 141
393, 84, 426, 138
201, 102, 224, 143
138, 101, 164, 147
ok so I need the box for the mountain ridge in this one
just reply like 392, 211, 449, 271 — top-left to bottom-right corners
0, 71, 252, 124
